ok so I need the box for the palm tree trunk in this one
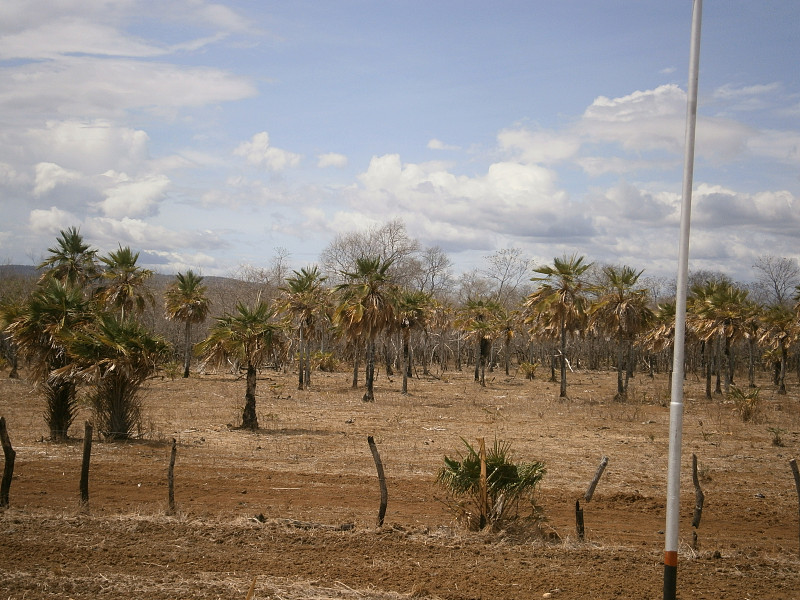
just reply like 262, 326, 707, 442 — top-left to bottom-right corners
183, 322, 192, 378
778, 345, 787, 395
616, 344, 625, 398
297, 327, 304, 390
748, 338, 756, 388
559, 321, 567, 398
352, 342, 360, 388
402, 331, 409, 395
363, 341, 375, 402
242, 363, 259, 429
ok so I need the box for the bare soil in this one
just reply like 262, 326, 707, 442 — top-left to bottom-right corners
1, 365, 799, 599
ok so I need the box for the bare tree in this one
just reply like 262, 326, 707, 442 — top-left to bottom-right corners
409, 245, 454, 298
481, 248, 531, 307
752, 254, 800, 307
320, 219, 420, 286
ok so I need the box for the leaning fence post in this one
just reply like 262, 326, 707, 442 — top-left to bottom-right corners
367, 436, 388, 527
585, 455, 609, 502
0, 417, 15, 508
167, 438, 177, 515
80, 421, 93, 506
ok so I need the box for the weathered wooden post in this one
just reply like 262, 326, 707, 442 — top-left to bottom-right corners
691, 453, 704, 549
585, 455, 609, 502
367, 436, 387, 527
80, 421, 93, 506
790, 459, 800, 558
0, 417, 15, 508
575, 500, 585, 540
167, 438, 177, 515
478, 437, 488, 529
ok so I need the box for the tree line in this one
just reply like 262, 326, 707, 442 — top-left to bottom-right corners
1, 221, 799, 439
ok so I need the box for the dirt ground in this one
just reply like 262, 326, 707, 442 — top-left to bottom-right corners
1, 364, 800, 599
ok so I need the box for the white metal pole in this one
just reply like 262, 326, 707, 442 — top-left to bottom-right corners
664, 1, 703, 598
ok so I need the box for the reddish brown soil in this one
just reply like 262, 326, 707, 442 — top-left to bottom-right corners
1, 367, 799, 599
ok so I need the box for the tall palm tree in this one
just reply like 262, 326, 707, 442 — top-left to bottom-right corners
395, 289, 433, 394
334, 257, 396, 402
689, 280, 755, 396
165, 270, 211, 378
58, 313, 171, 440
589, 265, 653, 398
456, 297, 503, 387
96, 246, 154, 320
37, 226, 99, 288
758, 304, 796, 395
523, 254, 593, 398
6, 279, 94, 440
278, 266, 329, 390
196, 300, 283, 429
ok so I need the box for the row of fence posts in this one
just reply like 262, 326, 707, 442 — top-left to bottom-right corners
2, 417, 800, 557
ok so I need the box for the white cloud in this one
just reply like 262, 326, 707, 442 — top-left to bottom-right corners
234, 132, 301, 171
317, 152, 348, 168
427, 138, 460, 151
97, 173, 171, 218
0, 58, 257, 123
497, 127, 580, 164
29, 206, 79, 233
33, 162, 82, 196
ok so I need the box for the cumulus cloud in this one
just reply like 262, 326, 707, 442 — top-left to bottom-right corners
96, 172, 171, 218
234, 132, 302, 171
33, 162, 82, 196
317, 152, 348, 168
497, 127, 581, 165
29, 206, 79, 233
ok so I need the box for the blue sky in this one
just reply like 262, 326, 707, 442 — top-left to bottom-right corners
0, 1, 798, 283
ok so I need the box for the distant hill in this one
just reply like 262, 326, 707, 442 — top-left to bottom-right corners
0, 264, 38, 278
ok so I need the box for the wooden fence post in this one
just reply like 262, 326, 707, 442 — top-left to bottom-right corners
584, 455, 609, 502
0, 417, 15, 508
367, 436, 388, 527
80, 421, 93, 506
167, 438, 177, 515
790, 459, 800, 558
575, 500, 585, 540
478, 437, 488, 529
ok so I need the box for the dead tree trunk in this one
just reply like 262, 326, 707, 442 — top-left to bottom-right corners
367, 436, 387, 527
80, 421, 93, 506
692, 453, 705, 550
0, 417, 15, 508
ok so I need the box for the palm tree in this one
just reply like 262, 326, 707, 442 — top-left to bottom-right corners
395, 289, 433, 394
37, 226, 98, 288
278, 266, 329, 390
638, 301, 677, 378
334, 257, 396, 402
196, 299, 283, 429
589, 265, 653, 398
523, 254, 593, 398
6, 279, 93, 440
96, 246, 154, 320
165, 270, 211, 378
758, 304, 796, 395
456, 297, 503, 387
689, 280, 755, 396
58, 313, 171, 440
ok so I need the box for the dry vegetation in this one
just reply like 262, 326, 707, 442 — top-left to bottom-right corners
1, 365, 800, 599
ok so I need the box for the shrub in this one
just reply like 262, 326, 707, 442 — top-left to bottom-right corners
436, 437, 545, 530
313, 351, 339, 372
730, 386, 761, 422
519, 361, 538, 380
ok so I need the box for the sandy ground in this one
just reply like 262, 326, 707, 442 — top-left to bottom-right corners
1, 364, 799, 599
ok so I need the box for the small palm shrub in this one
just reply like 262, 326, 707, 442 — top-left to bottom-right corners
436, 438, 546, 530
730, 386, 761, 422
313, 351, 339, 372
519, 361, 538, 380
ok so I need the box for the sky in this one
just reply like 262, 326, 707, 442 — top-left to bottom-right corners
0, 1, 798, 283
